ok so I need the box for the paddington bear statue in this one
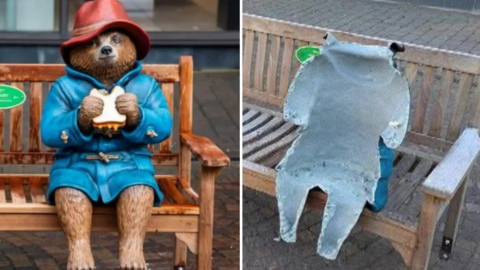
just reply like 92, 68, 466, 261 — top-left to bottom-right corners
40, 0, 172, 269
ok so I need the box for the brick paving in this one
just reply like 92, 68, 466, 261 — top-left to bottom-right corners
0, 72, 240, 269
244, 0, 480, 55
243, 1, 480, 269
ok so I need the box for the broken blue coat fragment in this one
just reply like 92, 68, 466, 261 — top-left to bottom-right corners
276, 34, 410, 260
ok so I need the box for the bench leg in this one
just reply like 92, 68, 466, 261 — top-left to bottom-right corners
197, 166, 220, 270
411, 194, 442, 270
174, 236, 188, 269
440, 177, 468, 260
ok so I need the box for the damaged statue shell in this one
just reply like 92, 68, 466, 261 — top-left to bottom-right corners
276, 33, 410, 260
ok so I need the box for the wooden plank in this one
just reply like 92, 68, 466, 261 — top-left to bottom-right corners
28, 178, 47, 203
242, 109, 260, 124
0, 213, 198, 232
0, 64, 180, 82
411, 194, 442, 270
243, 117, 283, 144
0, 181, 6, 203
405, 131, 453, 152
243, 30, 255, 88
468, 81, 480, 128
0, 108, 4, 152
160, 83, 174, 153
161, 180, 191, 205
243, 14, 480, 74
427, 69, 455, 138
442, 176, 468, 250
243, 113, 271, 135
9, 82, 23, 152
266, 35, 281, 95
180, 133, 230, 167
254, 32, 268, 90
28, 82, 42, 152
422, 128, 480, 199
278, 38, 294, 99
388, 159, 433, 212
404, 63, 419, 86
243, 122, 296, 157
411, 66, 435, 133
248, 129, 298, 163
9, 179, 26, 204
197, 166, 218, 270
447, 73, 474, 141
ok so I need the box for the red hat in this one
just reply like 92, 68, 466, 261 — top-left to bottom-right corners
61, 0, 151, 63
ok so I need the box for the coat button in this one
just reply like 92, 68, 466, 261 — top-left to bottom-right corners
61, 130, 69, 144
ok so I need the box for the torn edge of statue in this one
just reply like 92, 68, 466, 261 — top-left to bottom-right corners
275, 33, 410, 260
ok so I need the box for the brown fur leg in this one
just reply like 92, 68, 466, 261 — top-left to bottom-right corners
55, 187, 94, 270
117, 185, 154, 269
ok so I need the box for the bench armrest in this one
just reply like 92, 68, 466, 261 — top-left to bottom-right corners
180, 133, 230, 167
422, 128, 480, 200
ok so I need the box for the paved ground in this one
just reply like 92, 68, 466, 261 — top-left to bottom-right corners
244, 0, 480, 55
0, 72, 240, 269
243, 1, 480, 269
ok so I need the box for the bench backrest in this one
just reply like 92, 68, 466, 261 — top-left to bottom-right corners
243, 14, 480, 149
0, 56, 193, 166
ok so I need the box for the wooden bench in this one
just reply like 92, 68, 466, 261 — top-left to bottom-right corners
0, 56, 230, 270
242, 14, 480, 270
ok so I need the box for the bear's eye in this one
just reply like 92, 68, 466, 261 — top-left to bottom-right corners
89, 40, 97, 47
112, 35, 121, 44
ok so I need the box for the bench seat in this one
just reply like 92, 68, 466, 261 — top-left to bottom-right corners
243, 103, 448, 227
0, 174, 199, 232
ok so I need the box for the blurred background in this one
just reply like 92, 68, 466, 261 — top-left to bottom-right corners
0, 0, 239, 69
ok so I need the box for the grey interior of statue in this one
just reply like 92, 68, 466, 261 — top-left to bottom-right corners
276, 33, 410, 260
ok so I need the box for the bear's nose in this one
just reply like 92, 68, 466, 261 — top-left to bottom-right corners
101, 46, 113, 55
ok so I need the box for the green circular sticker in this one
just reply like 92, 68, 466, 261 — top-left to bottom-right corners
296, 46, 322, 63
0, 85, 26, 110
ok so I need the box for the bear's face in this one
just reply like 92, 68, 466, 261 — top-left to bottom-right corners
69, 30, 137, 86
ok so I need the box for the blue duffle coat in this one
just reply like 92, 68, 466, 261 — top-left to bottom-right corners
40, 61, 172, 206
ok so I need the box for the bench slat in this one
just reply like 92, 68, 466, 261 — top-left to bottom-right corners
29, 82, 42, 152
0, 181, 6, 203
387, 159, 433, 213
160, 83, 174, 153
411, 66, 435, 133
243, 117, 283, 144
266, 35, 280, 96
243, 113, 271, 135
29, 177, 47, 203
447, 73, 474, 141
244, 121, 295, 157
427, 69, 455, 138
254, 32, 268, 90
469, 81, 480, 127
9, 179, 26, 204
0, 64, 180, 83
242, 109, 259, 124
279, 37, 294, 98
161, 180, 191, 205
9, 82, 24, 152
0, 106, 3, 152
243, 30, 255, 88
